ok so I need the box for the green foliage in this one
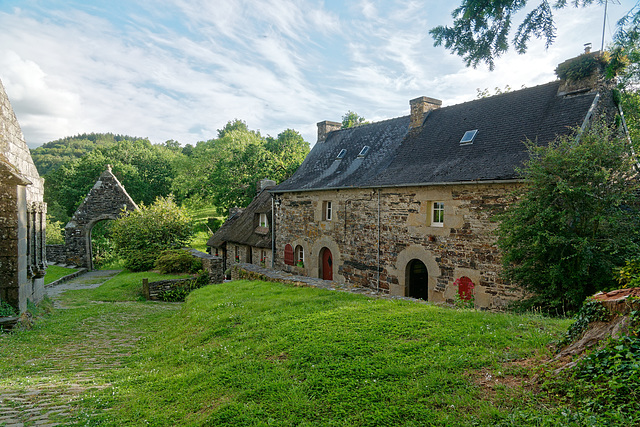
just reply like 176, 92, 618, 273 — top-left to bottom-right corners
154, 250, 203, 274
555, 52, 610, 82
158, 273, 209, 302
341, 111, 369, 128
431, 1, 639, 71
570, 335, 640, 414
558, 300, 612, 348
43, 138, 182, 223
173, 121, 309, 214
45, 216, 64, 245
496, 124, 640, 313
110, 196, 194, 272
91, 220, 119, 269
0, 300, 17, 317
30, 132, 139, 175
616, 258, 640, 288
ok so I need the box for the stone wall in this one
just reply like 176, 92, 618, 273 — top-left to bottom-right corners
144, 251, 225, 300
225, 243, 272, 270
0, 78, 46, 313
64, 166, 137, 269
274, 183, 523, 310
46, 245, 66, 264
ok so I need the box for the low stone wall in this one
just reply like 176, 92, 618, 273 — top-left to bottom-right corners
145, 278, 195, 301
144, 250, 225, 301
189, 249, 225, 284
46, 245, 66, 264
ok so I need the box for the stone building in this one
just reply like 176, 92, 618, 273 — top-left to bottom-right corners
208, 180, 275, 273
0, 78, 47, 313
271, 62, 619, 310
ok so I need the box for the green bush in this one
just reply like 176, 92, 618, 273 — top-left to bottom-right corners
111, 196, 194, 272
45, 216, 64, 245
0, 301, 17, 317
555, 52, 609, 82
154, 250, 203, 274
496, 123, 640, 314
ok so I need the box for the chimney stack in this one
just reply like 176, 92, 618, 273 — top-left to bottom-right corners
257, 178, 276, 194
409, 96, 442, 133
317, 120, 341, 143
584, 42, 592, 54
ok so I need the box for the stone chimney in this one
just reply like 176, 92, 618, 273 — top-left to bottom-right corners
317, 120, 341, 143
409, 96, 442, 133
257, 178, 276, 194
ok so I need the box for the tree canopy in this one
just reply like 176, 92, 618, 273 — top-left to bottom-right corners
341, 111, 369, 129
496, 123, 640, 313
172, 120, 309, 214
431, 1, 640, 71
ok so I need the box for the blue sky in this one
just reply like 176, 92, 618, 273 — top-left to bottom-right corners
0, 0, 635, 148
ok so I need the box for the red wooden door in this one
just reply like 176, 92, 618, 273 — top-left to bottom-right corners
322, 248, 333, 280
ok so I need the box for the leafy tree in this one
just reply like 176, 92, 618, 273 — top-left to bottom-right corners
30, 132, 143, 175
110, 196, 194, 272
431, 1, 640, 70
496, 123, 640, 313
172, 121, 309, 214
341, 111, 369, 129
44, 139, 182, 223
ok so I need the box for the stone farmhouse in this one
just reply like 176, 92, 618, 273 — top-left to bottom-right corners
0, 78, 47, 314
208, 179, 276, 273
268, 59, 620, 310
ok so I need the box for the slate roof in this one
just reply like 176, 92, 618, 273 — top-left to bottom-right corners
207, 188, 273, 249
273, 80, 599, 193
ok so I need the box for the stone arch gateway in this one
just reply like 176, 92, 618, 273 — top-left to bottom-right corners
63, 166, 137, 269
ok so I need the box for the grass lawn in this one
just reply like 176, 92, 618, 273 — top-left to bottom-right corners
2, 275, 633, 425
44, 265, 78, 285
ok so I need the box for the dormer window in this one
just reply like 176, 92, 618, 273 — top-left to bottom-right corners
358, 145, 370, 157
336, 149, 347, 160
259, 213, 268, 228
460, 129, 478, 145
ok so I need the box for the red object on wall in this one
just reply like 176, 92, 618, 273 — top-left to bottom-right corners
455, 276, 475, 301
284, 244, 294, 266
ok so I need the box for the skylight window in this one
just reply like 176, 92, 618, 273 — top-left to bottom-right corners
357, 145, 370, 157
336, 149, 347, 160
460, 129, 478, 145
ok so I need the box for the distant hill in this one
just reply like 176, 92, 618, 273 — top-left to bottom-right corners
30, 132, 146, 175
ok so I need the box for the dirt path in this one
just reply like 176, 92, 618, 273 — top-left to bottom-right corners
0, 272, 179, 427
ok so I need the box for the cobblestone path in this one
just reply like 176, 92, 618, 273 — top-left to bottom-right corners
0, 271, 179, 427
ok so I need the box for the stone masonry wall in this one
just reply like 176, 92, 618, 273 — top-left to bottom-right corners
0, 78, 46, 312
274, 184, 523, 310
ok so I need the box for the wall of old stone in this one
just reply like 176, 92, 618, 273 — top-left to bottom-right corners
0, 78, 46, 313
225, 243, 272, 269
64, 167, 137, 269
274, 184, 523, 310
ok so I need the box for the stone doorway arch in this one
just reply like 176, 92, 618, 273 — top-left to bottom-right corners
63, 166, 137, 269
407, 259, 428, 301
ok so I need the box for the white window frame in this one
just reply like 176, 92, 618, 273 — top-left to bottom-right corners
324, 201, 332, 221
295, 245, 304, 264
259, 213, 268, 228
431, 202, 444, 227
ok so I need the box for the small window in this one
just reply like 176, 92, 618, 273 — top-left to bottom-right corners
295, 245, 304, 266
358, 145, 370, 157
259, 213, 268, 228
336, 149, 347, 160
235, 245, 240, 262
432, 202, 444, 227
460, 129, 478, 145
323, 201, 332, 221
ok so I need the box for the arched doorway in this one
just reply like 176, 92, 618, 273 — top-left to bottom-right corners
407, 259, 428, 300
320, 247, 333, 280
89, 219, 116, 270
